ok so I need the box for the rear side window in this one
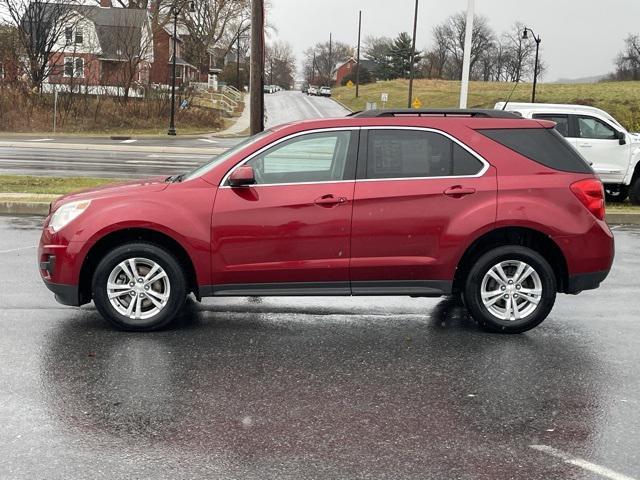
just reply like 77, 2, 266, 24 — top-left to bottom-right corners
479, 128, 592, 173
366, 129, 484, 179
532, 114, 570, 137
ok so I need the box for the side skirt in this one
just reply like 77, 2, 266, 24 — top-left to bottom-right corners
199, 280, 451, 298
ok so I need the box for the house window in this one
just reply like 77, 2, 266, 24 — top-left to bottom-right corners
65, 27, 73, 44
63, 57, 84, 78
75, 28, 83, 45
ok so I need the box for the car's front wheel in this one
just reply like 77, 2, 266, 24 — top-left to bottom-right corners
92, 242, 187, 331
463, 246, 556, 333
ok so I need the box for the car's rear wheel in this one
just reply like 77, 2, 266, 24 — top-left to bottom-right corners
604, 184, 628, 203
629, 177, 640, 205
463, 246, 556, 333
92, 242, 187, 331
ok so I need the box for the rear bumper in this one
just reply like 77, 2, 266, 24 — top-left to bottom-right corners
43, 279, 82, 306
566, 269, 610, 294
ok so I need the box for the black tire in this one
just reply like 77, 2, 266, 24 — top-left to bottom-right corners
604, 184, 629, 203
92, 242, 188, 331
629, 178, 640, 205
463, 246, 556, 334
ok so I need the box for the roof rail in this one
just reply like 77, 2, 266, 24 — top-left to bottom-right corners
349, 108, 521, 119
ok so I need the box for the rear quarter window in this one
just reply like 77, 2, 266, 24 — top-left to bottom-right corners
479, 128, 593, 174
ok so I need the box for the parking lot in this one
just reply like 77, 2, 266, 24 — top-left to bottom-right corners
1, 214, 639, 479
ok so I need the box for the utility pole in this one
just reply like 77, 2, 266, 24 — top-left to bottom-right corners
167, 5, 178, 135
459, 0, 474, 108
355, 10, 362, 98
407, 0, 418, 108
249, 0, 264, 134
328, 32, 332, 85
236, 30, 241, 91
312, 51, 316, 83
269, 56, 273, 85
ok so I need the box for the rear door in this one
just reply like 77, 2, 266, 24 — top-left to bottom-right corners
531, 113, 574, 143
211, 129, 358, 293
349, 127, 497, 295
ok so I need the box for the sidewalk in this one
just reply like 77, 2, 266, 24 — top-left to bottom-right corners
214, 93, 250, 137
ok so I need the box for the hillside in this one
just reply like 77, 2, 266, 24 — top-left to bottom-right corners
333, 79, 640, 131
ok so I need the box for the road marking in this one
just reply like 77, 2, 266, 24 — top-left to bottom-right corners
0, 246, 36, 254
301, 95, 326, 118
147, 153, 212, 159
120, 139, 137, 144
28, 138, 54, 142
199, 138, 218, 144
530, 445, 637, 480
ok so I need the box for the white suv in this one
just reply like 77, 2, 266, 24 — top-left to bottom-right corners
495, 102, 640, 203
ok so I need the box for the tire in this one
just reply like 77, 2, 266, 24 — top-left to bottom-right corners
463, 246, 556, 334
92, 242, 187, 331
604, 184, 628, 203
629, 178, 640, 205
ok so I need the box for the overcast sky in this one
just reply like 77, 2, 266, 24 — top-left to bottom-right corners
268, 0, 640, 82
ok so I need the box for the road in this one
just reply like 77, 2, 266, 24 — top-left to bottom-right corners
1, 215, 639, 480
0, 91, 349, 178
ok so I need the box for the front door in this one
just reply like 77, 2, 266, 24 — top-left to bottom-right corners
573, 115, 630, 184
210, 129, 358, 294
350, 128, 497, 295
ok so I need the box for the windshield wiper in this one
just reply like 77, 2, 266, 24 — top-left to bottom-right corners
166, 173, 185, 183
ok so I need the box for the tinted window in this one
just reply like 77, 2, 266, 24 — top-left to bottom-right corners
247, 131, 353, 184
366, 130, 482, 179
577, 116, 617, 140
479, 128, 592, 174
532, 114, 570, 137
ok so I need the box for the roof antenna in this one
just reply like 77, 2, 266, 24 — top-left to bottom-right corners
501, 79, 520, 110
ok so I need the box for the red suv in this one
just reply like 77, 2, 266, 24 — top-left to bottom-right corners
38, 109, 614, 333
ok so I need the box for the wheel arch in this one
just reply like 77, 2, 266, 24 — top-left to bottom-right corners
78, 227, 199, 304
452, 226, 569, 294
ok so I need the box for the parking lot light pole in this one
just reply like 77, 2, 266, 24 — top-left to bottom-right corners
355, 10, 362, 98
523, 27, 542, 103
167, 6, 179, 136
407, 0, 419, 108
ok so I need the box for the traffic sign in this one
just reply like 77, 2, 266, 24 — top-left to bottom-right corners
412, 97, 422, 109
346, 80, 354, 87
381, 92, 388, 102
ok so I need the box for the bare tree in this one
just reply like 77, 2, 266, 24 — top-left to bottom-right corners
0, 0, 80, 91
362, 35, 393, 80
266, 40, 295, 88
432, 12, 495, 80
180, 0, 250, 76
501, 22, 536, 82
303, 40, 352, 85
611, 34, 640, 80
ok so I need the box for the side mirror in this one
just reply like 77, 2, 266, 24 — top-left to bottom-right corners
228, 165, 256, 187
618, 130, 627, 145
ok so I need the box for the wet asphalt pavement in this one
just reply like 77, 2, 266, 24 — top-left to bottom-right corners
1, 215, 639, 479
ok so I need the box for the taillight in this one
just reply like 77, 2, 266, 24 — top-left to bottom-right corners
570, 179, 605, 220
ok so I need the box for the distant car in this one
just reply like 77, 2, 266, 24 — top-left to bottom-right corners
495, 102, 640, 204
319, 86, 332, 97
38, 108, 613, 333
301, 85, 309, 94
263, 84, 272, 94
308, 85, 319, 96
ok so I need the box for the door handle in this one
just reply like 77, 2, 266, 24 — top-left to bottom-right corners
443, 186, 476, 198
578, 143, 593, 148
314, 194, 347, 207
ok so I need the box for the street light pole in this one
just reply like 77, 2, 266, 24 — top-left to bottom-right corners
355, 10, 362, 98
167, 5, 178, 136
407, 0, 419, 108
328, 32, 332, 85
523, 27, 542, 103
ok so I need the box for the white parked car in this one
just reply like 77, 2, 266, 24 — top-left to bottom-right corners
319, 86, 332, 97
307, 85, 319, 96
495, 102, 640, 203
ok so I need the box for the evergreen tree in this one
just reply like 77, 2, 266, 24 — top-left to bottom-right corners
389, 32, 422, 79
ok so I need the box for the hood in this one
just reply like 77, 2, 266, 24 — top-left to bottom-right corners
50, 176, 169, 213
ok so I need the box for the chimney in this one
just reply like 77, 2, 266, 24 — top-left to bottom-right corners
100, 0, 111, 8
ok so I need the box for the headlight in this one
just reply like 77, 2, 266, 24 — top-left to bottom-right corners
49, 200, 91, 232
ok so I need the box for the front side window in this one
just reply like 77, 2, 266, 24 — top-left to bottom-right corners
577, 116, 617, 140
366, 129, 483, 179
246, 131, 353, 185
532, 114, 570, 137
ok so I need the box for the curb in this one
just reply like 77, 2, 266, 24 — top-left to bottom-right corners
2, 200, 640, 225
329, 97, 354, 113
0, 141, 224, 155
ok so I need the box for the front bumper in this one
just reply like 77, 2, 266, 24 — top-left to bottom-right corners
43, 279, 82, 306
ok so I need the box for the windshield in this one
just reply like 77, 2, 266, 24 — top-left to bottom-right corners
182, 130, 272, 182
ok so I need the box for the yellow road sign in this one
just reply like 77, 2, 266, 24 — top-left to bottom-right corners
412, 97, 422, 109
346, 80, 354, 87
